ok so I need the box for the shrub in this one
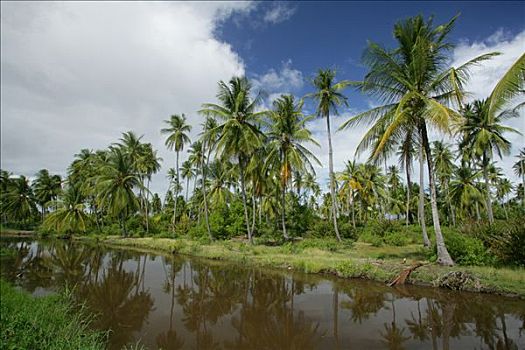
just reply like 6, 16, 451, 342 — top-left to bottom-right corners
441, 228, 494, 266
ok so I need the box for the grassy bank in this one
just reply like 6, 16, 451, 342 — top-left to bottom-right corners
0, 279, 105, 350
76, 235, 525, 297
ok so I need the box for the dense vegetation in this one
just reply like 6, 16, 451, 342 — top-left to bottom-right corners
1, 15, 524, 268
0, 279, 105, 349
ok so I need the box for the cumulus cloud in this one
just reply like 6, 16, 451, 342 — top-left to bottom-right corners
252, 60, 304, 93
0, 2, 253, 194
263, 2, 297, 24
451, 29, 525, 182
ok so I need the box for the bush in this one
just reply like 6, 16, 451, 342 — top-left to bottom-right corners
0, 279, 105, 349
441, 228, 494, 266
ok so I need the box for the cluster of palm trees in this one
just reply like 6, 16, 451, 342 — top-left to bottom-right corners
1, 15, 523, 266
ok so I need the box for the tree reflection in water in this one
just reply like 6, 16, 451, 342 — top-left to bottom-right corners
1, 238, 524, 350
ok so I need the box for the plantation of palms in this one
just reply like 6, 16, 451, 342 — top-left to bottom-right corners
2, 15, 524, 278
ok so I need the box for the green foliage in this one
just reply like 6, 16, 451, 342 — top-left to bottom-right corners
0, 279, 105, 349
440, 228, 494, 266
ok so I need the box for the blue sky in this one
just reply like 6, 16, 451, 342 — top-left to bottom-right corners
1, 1, 524, 195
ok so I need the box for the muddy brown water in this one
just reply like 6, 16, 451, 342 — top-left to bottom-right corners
1, 237, 523, 350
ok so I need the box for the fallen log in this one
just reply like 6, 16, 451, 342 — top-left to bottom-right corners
388, 262, 425, 286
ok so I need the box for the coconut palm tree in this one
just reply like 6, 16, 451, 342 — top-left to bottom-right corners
496, 178, 513, 219
136, 143, 161, 233
460, 99, 521, 224
161, 114, 192, 228
188, 140, 213, 240
265, 94, 320, 239
95, 148, 142, 236
3, 175, 37, 224
339, 15, 496, 265
449, 166, 484, 219
513, 148, 525, 206
200, 77, 266, 244
432, 141, 456, 226
33, 169, 62, 220
181, 160, 195, 202
306, 69, 351, 241
43, 184, 90, 235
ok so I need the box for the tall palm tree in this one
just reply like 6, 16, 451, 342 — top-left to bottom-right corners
265, 94, 320, 239
460, 99, 521, 224
136, 143, 161, 233
306, 69, 351, 242
512, 148, 525, 206
449, 166, 484, 219
496, 178, 513, 219
200, 77, 266, 244
188, 140, 213, 240
161, 114, 192, 228
339, 15, 495, 265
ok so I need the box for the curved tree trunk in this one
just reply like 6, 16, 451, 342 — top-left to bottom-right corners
326, 114, 342, 241
281, 179, 288, 240
422, 124, 454, 266
418, 146, 431, 247
239, 156, 253, 244
482, 153, 494, 224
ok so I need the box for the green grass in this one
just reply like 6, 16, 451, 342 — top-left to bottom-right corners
75, 235, 525, 297
0, 279, 105, 350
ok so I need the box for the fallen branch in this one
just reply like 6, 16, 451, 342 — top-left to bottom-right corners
388, 262, 426, 286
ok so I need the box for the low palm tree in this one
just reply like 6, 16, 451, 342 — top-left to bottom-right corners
33, 169, 62, 220
3, 176, 37, 224
306, 69, 351, 242
161, 114, 192, 229
43, 184, 90, 235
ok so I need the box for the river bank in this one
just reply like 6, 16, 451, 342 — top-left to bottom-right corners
75, 235, 525, 298
2, 230, 524, 298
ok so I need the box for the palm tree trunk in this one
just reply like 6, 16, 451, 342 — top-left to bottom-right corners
405, 166, 411, 227
201, 141, 212, 240
185, 178, 190, 202
418, 146, 431, 247
446, 183, 456, 227
422, 124, 454, 266
172, 151, 179, 229
482, 153, 494, 224
145, 178, 150, 233
281, 180, 288, 240
251, 194, 257, 236
326, 114, 342, 241
351, 193, 356, 228
239, 156, 253, 244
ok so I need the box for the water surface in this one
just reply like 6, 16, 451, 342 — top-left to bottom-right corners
1, 238, 523, 350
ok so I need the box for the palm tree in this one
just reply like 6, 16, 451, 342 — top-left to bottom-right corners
449, 166, 484, 219
181, 160, 195, 202
161, 114, 192, 229
137, 143, 161, 233
265, 94, 320, 239
33, 169, 62, 220
188, 140, 213, 240
95, 148, 142, 236
306, 69, 351, 242
43, 184, 90, 235
339, 15, 495, 265
460, 99, 521, 224
200, 77, 266, 244
3, 176, 37, 224
513, 148, 525, 206
432, 141, 456, 226
496, 178, 513, 219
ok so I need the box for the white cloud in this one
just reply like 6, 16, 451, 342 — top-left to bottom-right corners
263, 2, 296, 24
0, 2, 253, 195
451, 29, 525, 183
252, 60, 304, 93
